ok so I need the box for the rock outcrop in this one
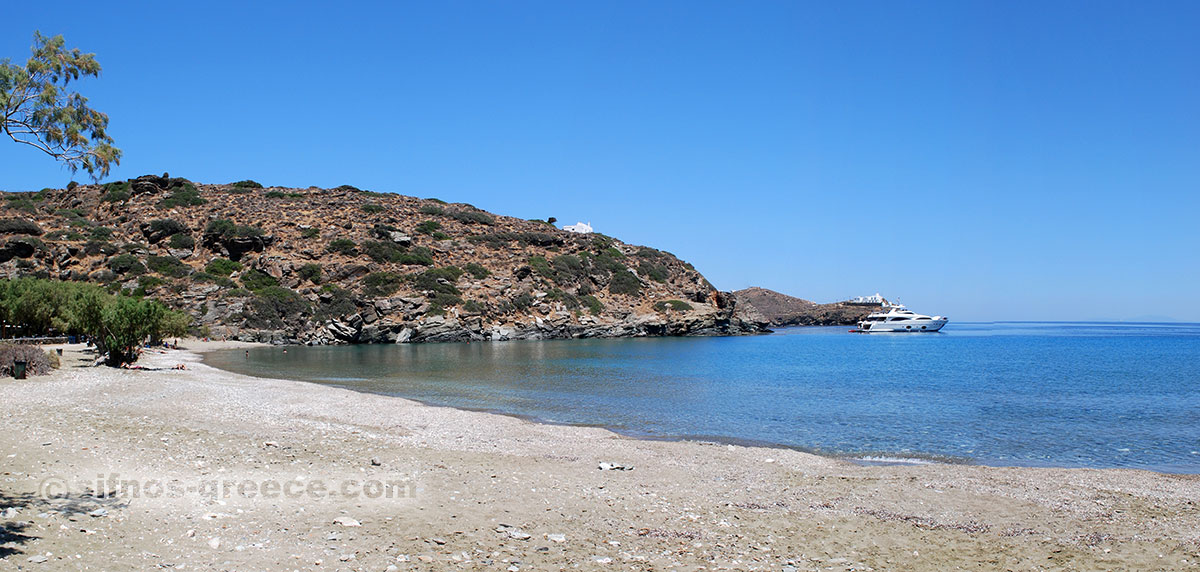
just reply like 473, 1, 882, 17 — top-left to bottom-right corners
733, 287, 876, 326
1, 178, 766, 344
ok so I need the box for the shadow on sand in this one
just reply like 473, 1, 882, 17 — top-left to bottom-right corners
0, 488, 129, 559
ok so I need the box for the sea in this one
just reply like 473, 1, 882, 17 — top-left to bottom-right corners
204, 322, 1200, 473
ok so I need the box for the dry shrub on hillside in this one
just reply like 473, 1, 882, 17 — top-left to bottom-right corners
0, 344, 59, 377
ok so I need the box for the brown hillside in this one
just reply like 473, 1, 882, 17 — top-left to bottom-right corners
734, 287, 875, 326
0, 176, 764, 343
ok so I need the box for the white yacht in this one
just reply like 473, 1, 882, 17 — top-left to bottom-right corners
855, 304, 948, 333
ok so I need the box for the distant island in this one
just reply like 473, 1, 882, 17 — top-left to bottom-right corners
733, 286, 879, 326
0, 176, 767, 344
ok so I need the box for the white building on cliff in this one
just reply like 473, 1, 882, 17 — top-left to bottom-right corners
562, 221, 593, 234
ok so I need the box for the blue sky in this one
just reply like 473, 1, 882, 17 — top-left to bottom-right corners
3, 1, 1198, 321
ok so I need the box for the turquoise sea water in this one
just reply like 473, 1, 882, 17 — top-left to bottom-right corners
204, 322, 1200, 472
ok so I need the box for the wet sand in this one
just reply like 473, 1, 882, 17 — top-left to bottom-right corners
0, 341, 1197, 571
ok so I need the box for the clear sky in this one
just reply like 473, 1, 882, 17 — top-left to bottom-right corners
3, 1, 1198, 321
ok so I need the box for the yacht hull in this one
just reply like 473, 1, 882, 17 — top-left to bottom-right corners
857, 318, 947, 332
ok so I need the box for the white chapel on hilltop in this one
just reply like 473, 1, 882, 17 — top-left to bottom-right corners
562, 221, 594, 234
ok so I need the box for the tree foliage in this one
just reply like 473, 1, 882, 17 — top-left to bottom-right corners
1, 32, 121, 178
0, 278, 189, 366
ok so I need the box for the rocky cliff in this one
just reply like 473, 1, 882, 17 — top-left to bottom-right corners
1, 176, 766, 344
733, 287, 875, 326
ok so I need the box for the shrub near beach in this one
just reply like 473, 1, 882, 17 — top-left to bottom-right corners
0, 278, 190, 367
0, 343, 59, 376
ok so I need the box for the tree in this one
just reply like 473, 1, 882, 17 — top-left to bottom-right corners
0, 277, 190, 366
99, 296, 165, 367
1, 32, 121, 179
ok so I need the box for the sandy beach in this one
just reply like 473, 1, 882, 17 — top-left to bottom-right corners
1, 341, 1198, 571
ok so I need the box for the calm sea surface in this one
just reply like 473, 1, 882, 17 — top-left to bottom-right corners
204, 322, 1200, 472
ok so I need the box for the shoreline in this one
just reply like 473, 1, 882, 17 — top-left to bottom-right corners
200, 343, 974, 470
198, 340, 1195, 476
0, 341, 1197, 569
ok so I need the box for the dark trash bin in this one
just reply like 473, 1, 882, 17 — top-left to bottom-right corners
13, 360, 27, 379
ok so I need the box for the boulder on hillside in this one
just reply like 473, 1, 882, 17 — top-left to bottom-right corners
0, 238, 37, 263
202, 232, 275, 261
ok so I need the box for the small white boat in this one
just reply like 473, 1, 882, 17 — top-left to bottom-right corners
854, 304, 947, 333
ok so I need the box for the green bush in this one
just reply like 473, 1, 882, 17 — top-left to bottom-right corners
513, 293, 534, 311
581, 294, 604, 315
529, 256, 553, 279
429, 265, 464, 282
363, 271, 401, 297
84, 240, 118, 256
205, 258, 242, 276
416, 220, 441, 234
326, 238, 357, 255
300, 227, 320, 239
3, 197, 36, 212
101, 180, 130, 198
431, 231, 451, 241
636, 247, 668, 259
608, 269, 640, 295
370, 223, 397, 240
265, 190, 287, 199
159, 184, 206, 208
0, 219, 43, 235
361, 203, 384, 214
231, 180, 263, 189
89, 227, 114, 240
397, 246, 434, 266
315, 285, 357, 320
463, 299, 486, 313
243, 286, 310, 329
362, 240, 405, 263
45, 229, 84, 241
464, 262, 490, 279
552, 254, 586, 284
335, 184, 361, 192
108, 254, 146, 275
297, 263, 322, 284
653, 300, 692, 312
449, 209, 495, 225
638, 261, 669, 283
101, 188, 129, 203
148, 218, 188, 238
546, 289, 581, 310
466, 232, 562, 249
147, 255, 191, 278
55, 208, 89, 223
401, 268, 462, 312
135, 275, 166, 295
240, 268, 279, 291
205, 219, 263, 239
168, 233, 195, 249
419, 204, 445, 215
192, 272, 235, 288
427, 291, 462, 314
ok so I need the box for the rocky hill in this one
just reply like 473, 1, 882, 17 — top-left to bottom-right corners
733, 287, 875, 326
0, 176, 766, 344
